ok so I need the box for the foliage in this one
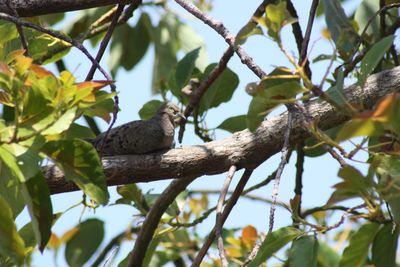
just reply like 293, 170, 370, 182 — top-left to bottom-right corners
0, 0, 399, 266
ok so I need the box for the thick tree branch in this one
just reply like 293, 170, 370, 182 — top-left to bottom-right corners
0, 0, 130, 17
45, 66, 400, 194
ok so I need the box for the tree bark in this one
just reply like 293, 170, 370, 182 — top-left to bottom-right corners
45, 66, 400, 194
0, 0, 129, 17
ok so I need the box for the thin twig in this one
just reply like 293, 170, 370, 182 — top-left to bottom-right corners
216, 165, 237, 267
285, 0, 314, 79
6, 1, 29, 56
86, 4, 125, 80
174, 0, 267, 79
269, 111, 293, 233
177, 0, 273, 142
300, 0, 319, 75
169, 169, 280, 229
84, 4, 126, 156
191, 169, 253, 267
127, 176, 196, 267
294, 142, 305, 219
243, 113, 293, 266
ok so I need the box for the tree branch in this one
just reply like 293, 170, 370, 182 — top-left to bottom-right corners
0, 0, 131, 17
45, 66, 400, 194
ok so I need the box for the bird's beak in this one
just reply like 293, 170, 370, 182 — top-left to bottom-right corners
174, 112, 186, 123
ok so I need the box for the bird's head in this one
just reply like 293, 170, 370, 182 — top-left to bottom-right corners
157, 102, 185, 125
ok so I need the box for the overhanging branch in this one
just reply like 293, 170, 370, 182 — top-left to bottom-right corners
45, 66, 400, 194
0, 0, 130, 17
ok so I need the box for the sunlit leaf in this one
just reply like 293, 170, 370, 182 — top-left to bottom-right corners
336, 119, 383, 142
0, 145, 25, 182
41, 107, 77, 135
0, 195, 25, 264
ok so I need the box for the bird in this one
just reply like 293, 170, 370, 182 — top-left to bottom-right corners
88, 102, 184, 156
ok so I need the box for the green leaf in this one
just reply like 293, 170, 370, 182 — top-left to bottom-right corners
318, 241, 340, 267
248, 226, 303, 267
289, 235, 319, 267
21, 172, 53, 252
0, 161, 25, 218
336, 119, 384, 142
175, 47, 200, 89
358, 35, 394, 87
373, 154, 400, 222
0, 21, 18, 53
246, 95, 269, 132
41, 107, 77, 135
217, 115, 247, 133
18, 223, 37, 249
62, 123, 96, 140
322, 0, 359, 60
139, 100, 163, 120
304, 125, 342, 157
152, 14, 178, 92
0, 195, 25, 264
327, 165, 372, 205
42, 139, 109, 204
177, 23, 208, 71
338, 223, 380, 267
199, 64, 239, 114
109, 13, 151, 75
372, 224, 398, 267
0, 145, 25, 182
325, 68, 348, 109
65, 219, 104, 267
354, 0, 380, 41
116, 184, 147, 212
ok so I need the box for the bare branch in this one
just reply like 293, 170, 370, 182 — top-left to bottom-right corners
216, 165, 237, 267
0, 0, 131, 17
191, 169, 253, 267
127, 176, 196, 267
268, 111, 293, 233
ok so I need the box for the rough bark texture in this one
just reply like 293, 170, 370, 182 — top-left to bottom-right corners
0, 0, 129, 17
45, 66, 400, 194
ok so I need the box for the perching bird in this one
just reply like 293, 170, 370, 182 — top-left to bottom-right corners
88, 102, 184, 156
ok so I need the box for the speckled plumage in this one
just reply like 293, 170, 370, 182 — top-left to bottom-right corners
89, 103, 182, 156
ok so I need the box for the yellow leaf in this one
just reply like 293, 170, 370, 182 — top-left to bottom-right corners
225, 247, 243, 258
15, 55, 32, 75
